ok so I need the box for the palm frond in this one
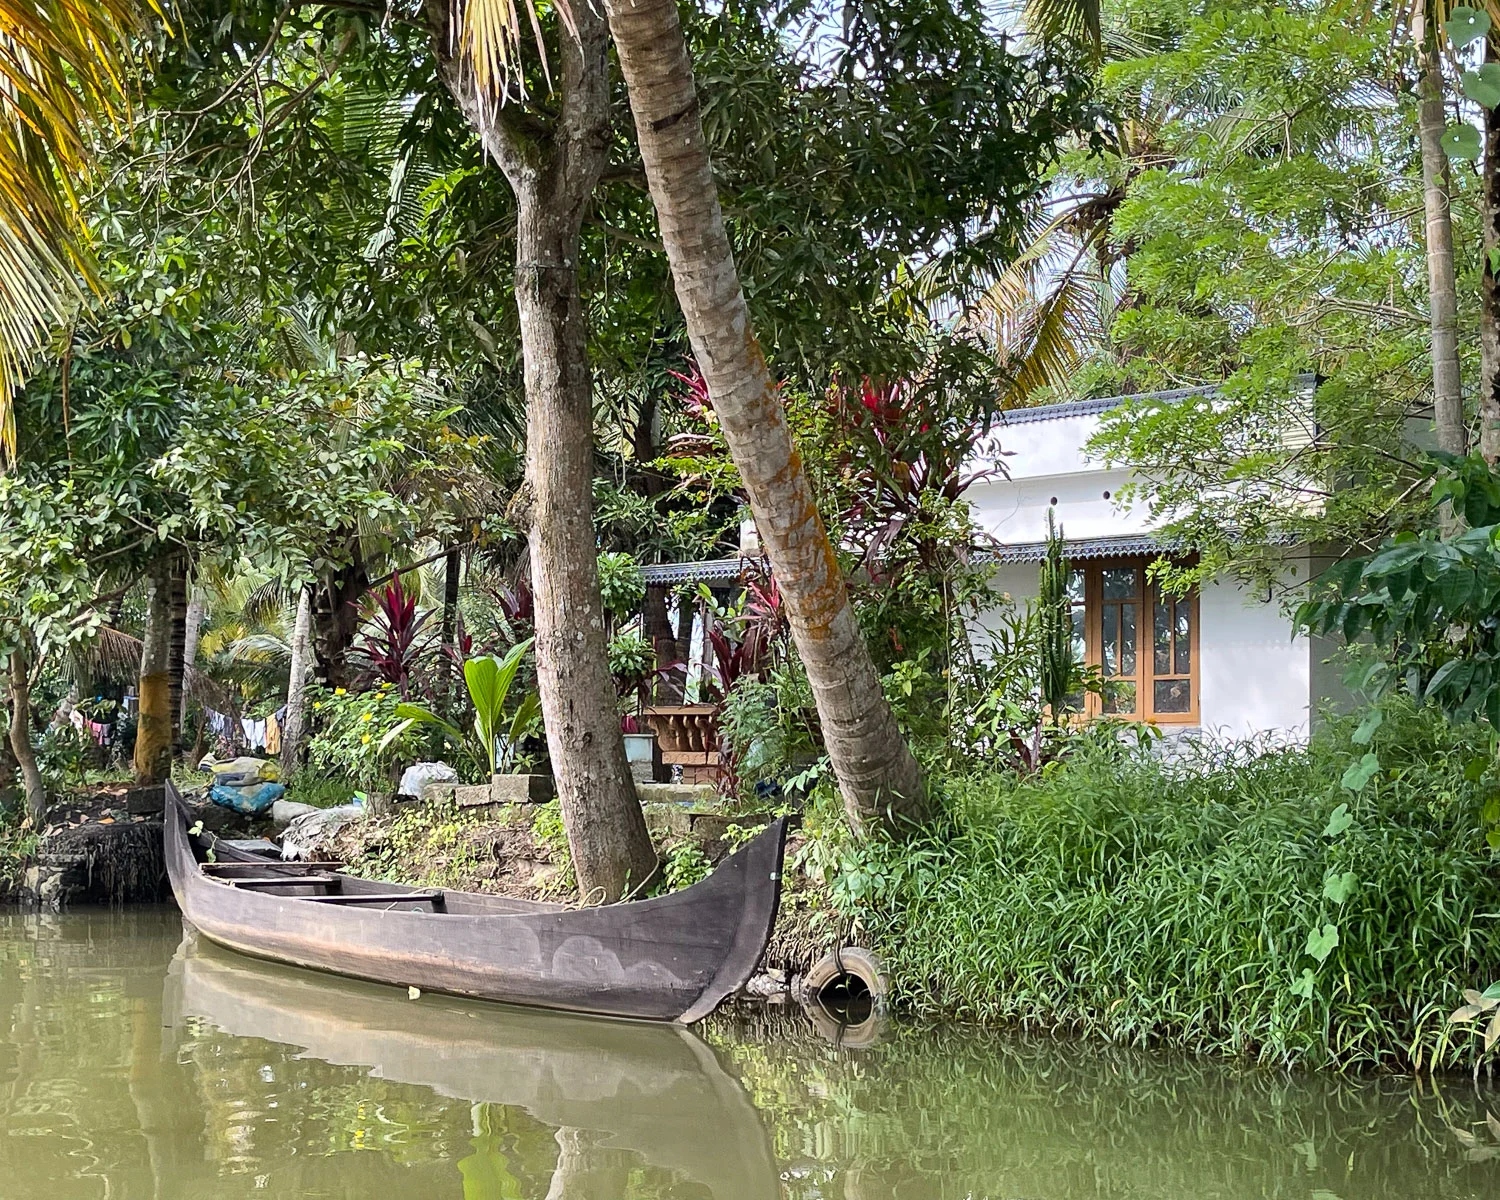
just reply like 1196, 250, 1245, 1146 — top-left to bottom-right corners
0, 0, 161, 464
1023, 0, 1102, 51
453, 0, 564, 102
81, 624, 239, 713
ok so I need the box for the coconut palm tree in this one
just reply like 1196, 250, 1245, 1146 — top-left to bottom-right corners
0, 1, 158, 463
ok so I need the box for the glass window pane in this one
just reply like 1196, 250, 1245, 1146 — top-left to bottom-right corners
1103, 680, 1137, 714
1101, 606, 1118, 675
1153, 598, 1171, 675
1120, 603, 1136, 675
1070, 606, 1086, 663
1175, 603, 1192, 676
1154, 679, 1191, 714
1067, 569, 1085, 604
1102, 568, 1137, 600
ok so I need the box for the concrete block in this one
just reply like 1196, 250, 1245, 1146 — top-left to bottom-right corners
489, 774, 556, 804
452, 784, 495, 808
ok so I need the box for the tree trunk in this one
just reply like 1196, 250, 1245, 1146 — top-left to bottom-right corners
602, 0, 930, 830
181, 585, 205, 726
312, 551, 368, 689
134, 557, 175, 785
1417, 19, 1465, 471
436, 546, 462, 720
1484, 34, 1500, 465
642, 584, 673, 704
426, 0, 657, 901
279, 585, 315, 776
166, 554, 189, 757
6, 649, 45, 823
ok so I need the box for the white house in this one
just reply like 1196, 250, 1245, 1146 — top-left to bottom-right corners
967, 388, 1350, 742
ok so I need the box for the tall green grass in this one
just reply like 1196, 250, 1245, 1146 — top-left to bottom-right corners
850, 703, 1500, 1069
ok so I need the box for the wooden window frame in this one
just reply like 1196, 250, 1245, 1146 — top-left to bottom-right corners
1070, 556, 1200, 726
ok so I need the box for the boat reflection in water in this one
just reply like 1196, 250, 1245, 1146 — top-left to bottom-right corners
165, 929, 780, 1199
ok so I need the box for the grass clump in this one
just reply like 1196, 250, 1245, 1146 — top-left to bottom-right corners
841, 702, 1500, 1070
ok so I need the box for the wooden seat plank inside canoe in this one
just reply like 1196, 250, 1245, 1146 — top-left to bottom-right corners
298, 891, 444, 905
201, 861, 345, 872
224, 874, 342, 888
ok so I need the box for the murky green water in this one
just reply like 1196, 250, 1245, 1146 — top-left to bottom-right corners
2, 910, 1498, 1199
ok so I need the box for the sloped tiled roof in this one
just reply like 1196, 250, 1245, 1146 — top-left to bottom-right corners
639, 558, 748, 585
994, 385, 1219, 427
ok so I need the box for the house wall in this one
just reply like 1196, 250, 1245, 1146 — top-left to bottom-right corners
970, 408, 1151, 545
977, 556, 1319, 741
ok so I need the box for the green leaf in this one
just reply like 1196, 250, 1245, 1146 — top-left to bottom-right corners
1351, 709, 1382, 746
1323, 802, 1354, 837
1446, 6, 1492, 49
1340, 753, 1380, 793
1442, 124, 1483, 161
1462, 64, 1500, 110
1483, 982, 1500, 1001
1290, 967, 1317, 999
1305, 923, 1340, 964
1323, 871, 1357, 904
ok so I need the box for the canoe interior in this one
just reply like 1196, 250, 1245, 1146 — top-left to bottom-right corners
165, 781, 787, 1022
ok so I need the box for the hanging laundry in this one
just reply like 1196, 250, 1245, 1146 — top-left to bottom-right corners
241, 717, 268, 751
265, 712, 282, 756
204, 709, 236, 741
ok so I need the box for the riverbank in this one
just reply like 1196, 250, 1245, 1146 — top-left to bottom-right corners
844, 704, 1500, 1072
5, 701, 1498, 1072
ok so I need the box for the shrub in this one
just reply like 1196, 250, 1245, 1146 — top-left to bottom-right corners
837, 702, 1500, 1070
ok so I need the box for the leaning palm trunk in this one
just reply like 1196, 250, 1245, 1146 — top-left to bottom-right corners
602, 0, 929, 830
134, 557, 175, 785
5, 648, 46, 823
429, 0, 657, 900
1417, 20, 1465, 464
279, 585, 315, 774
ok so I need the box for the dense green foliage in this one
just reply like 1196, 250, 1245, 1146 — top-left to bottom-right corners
832, 702, 1500, 1069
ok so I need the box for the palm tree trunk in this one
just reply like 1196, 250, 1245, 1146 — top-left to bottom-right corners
1484, 34, 1500, 465
134, 557, 175, 785
180, 584, 205, 727
166, 554, 189, 758
312, 551, 368, 689
603, 0, 930, 830
1417, 16, 1465, 472
426, 0, 657, 901
279, 585, 315, 775
6, 648, 46, 823
436, 547, 462, 721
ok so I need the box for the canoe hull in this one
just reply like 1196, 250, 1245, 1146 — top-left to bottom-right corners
164, 782, 785, 1022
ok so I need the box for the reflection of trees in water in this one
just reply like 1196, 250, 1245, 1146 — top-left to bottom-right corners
706, 1006, 1500, 1199
9, 913, 1500, 1200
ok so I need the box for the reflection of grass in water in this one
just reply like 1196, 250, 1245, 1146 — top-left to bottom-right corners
705, 1007, 1498, 1199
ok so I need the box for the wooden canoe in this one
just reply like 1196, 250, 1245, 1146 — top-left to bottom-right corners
164, 930, 780, 1198
164, 781, 787, 1023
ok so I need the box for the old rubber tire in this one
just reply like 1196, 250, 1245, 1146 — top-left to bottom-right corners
803, 946, 888, 1009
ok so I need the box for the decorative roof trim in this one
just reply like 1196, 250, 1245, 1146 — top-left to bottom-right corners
639, 558, 748, 585
984, 533, 1182, 565
994, 385, 1219, 427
